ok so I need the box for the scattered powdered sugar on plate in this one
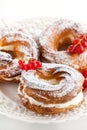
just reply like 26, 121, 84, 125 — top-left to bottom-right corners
0, 18, 87, 123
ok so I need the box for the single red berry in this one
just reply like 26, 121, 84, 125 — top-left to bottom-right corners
30, 61, 38, 69
24, 64, 30, 71
83, 78, 87, 91
24, 63, 36, 71
19, 63, 25, 70
67, 45, 74, 53
75, 44, 84, 54
18, 60, 25, 69
81, 69, 87, 78
36, 61, 42, 68
72, 46, 78, 53
73, 38, 79, 44
83, 35, 87, 41
27, 64, 33, 70
81, 41, 87, 47
18, 60, 24, 65
79, 34, 84, 39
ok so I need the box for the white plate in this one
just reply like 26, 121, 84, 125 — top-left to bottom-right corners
0, 18, 87, 124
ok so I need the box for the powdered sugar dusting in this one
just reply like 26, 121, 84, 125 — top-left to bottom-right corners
4, 59, 21, 77
0, 51, 12, 66
21, 63, 84, 97
71, 50, 87, 69
0, 18, 87, 122
0, 51, 21, 79
39, 20, 80, 65
42, 48, 73, 65
0, 28, 39, 60
39, 19, 87, 69
39, 19, 82, 46
0, 51, 12, 60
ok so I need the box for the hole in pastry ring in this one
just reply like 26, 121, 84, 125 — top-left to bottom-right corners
0, 30, 39, 60
39, 19, 87, 70
0, 29, 39, 81
18, 63, 84, 115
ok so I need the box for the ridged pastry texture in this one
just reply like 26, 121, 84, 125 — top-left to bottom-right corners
39, 19, 87, 70
0, 28, 39, 81
0, 51, 21, 82
0, 29, 39, 60
18, 63, 84, 115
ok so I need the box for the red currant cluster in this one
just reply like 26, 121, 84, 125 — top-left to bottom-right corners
67, 34, 87, 54
81, 69, 87, 91
18, 59, 42, 71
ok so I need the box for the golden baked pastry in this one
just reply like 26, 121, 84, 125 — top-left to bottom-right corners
0, 30, 39, 60
0, 51, 21, 82
0, 29, 39, 81
39, 19, 87, 70
18, 63, 84, 115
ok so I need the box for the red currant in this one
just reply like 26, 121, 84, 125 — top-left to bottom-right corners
24, 64, 30, 71
75, 44, 84, 54
79, 34, 84, 39
81, 69, 87, 78
67, 45, 74, 53
36, 61, 42, 68
18, 60, 25, 69
73, 38, 79, 44
72, 47, 77, 53
30, 61, 37, 69
83, 78, 87, 91
83, 35, 87, 41
81, 41, 87, 47
18, 60, 24, 65
21, 64, 25, 69
67, 34, 87, 55
18, 59, 42, 71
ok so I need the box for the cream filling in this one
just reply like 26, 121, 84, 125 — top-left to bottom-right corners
2, 75, 20, 81
23, 91, 83, 108
36, 75, 59, 85
0, 45, 14, 51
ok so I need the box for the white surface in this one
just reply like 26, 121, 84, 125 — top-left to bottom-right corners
0, 114, 87, 130
0, 0, 87, 23
0, 0, 87, 130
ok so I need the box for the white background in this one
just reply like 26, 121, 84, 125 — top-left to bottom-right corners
0, 0, 87, 130
0, 0, 87, 23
